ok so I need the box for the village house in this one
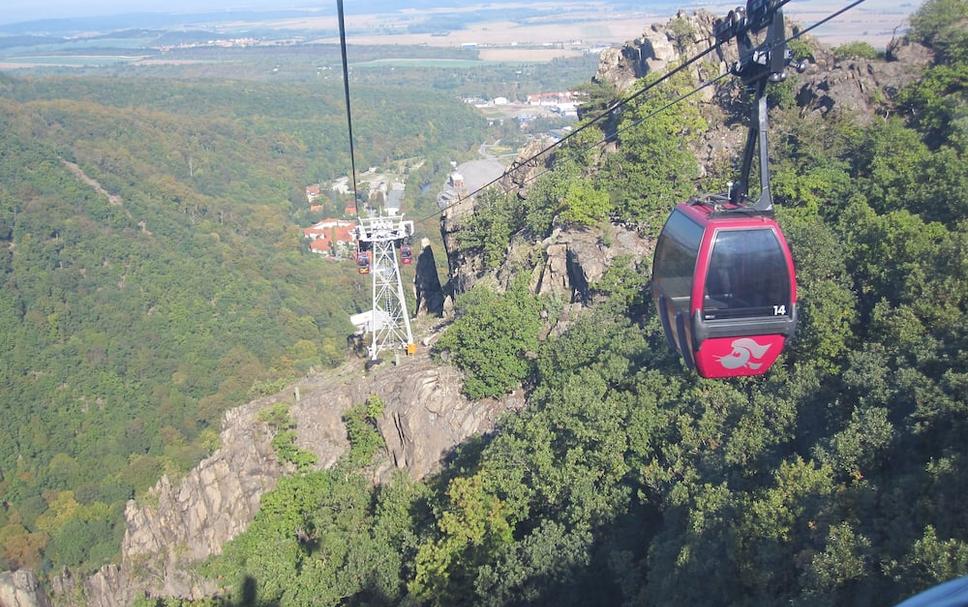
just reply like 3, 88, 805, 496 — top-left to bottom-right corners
303, 219, 357, 259
305, 184, 322, 203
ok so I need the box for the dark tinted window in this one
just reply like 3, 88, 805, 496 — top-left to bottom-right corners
703, 229, 790, 320
653, 211, 704, 304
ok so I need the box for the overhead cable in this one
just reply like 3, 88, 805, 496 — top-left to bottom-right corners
336, 0, 361, 215
416, 0, 864, 224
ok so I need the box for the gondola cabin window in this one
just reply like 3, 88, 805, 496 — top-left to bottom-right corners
702, 228, 791, 321
653, 211, 704, 312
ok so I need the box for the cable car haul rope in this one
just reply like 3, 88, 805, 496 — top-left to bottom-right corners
426, 0, 865, 379
334, 0, 867, 375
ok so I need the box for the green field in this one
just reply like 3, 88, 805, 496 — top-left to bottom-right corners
0, 54, 143, 66
352, 57, 494, 68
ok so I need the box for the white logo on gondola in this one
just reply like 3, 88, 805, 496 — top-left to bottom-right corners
716, 338, 772, 370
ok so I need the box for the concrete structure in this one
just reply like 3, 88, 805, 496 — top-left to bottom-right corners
350, 309, 392, 335
437, 159, 504, 209
387, 182, 405, 213
330, 177, 351, 195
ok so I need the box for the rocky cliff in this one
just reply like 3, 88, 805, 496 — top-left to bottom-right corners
592, 10, 932, 176
47, 336, 519, 606
0, 570, 51, 607
440, 136, 653, 309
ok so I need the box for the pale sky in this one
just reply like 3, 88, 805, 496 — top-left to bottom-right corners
0, 0, 921, 31
0, 0, 313, 26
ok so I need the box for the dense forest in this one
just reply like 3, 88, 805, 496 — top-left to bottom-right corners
0, 75, 486, 575
177, 1, 967, 605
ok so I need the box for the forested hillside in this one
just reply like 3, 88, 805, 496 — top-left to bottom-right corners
0, 76, 485, 574
184, 1, 967, 605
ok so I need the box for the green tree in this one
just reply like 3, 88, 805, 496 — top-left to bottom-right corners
909, 0, 968, 62
436, 279, 542, 399
602, 71, 705, 233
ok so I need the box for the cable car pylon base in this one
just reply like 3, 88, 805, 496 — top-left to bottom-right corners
355, 214, 415, 362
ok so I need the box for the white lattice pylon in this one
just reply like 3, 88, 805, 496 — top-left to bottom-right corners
355, 214, 415, 360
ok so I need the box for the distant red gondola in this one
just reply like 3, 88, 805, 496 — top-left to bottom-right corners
400, 240, 413, 265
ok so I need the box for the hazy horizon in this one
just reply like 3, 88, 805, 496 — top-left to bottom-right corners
1, 0, 664, 28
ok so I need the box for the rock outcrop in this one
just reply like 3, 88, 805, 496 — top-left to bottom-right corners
0, 570, 51, 607
53, 392, 290, 606
414, 238, 445, 317
53, 343, 519, 606
594, 11, 728, 94
440, 137, 556, 301
372, 358, 525, 480
529, 225, 653, 306
591, 12, 933, 175
794, 38, 932, 122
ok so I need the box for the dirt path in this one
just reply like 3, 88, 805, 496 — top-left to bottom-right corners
60, 159, 123, 206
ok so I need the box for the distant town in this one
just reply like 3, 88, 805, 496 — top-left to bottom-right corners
302, 88, 578, 263
302, 164, 414, 260
301, 156, 499, 262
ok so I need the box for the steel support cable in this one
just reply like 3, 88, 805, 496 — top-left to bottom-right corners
415, 71, 731, 224
336, 0, 361, 215
416, 39, 733, 217
570, 0, 870, 191
418, 0, 798, 211
519, 72, 733, 189
417, 58, 728, 221
786, 0, 868, 42
414, 0, 862, 225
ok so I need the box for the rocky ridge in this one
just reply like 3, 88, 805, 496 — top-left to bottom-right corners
592, 10, 932, 176
0, 570, 51, 607
43, 347, 519, 606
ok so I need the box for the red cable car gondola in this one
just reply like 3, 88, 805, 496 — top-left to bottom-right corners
653, 3, 802, 378
652, 200, 796, 378
400, 239, 413, 266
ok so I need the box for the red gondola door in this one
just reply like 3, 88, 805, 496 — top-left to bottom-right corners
690, 218, 796, 378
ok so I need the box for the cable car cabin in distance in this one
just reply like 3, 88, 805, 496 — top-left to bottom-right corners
400, 239, 413, 266
357, 248, 370, 274
652, 201, 797, 378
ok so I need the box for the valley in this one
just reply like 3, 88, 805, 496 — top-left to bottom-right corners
2, 0, 966, 605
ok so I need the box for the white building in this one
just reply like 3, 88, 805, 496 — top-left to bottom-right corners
350, 310, 391, 335
331, 176, 351, 195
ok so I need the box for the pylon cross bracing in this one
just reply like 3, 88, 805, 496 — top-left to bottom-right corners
355, 214, 415, 361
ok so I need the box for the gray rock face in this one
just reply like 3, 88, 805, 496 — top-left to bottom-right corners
794, 39, 932, 122
373, 358, 525, 480
54, 352, 518, 606
0, 570, 51, 607
54, 395, 288, 606
414, 239, 445, 317
594, 11, 725, 94
535, 226, 653, 306
591, 13, 932, 177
